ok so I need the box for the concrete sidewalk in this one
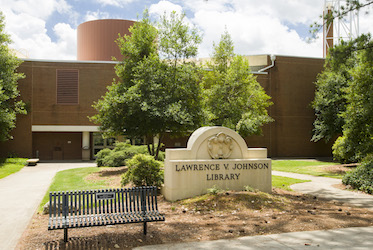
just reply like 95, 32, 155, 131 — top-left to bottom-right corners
135, 226, 373, 249
0, 162, 95, 250
273, 171, 373, 210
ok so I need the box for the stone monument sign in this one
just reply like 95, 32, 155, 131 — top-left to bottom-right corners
162, 126, 272, 201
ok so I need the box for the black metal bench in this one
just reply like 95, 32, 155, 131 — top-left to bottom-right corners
48, 186, 165, 242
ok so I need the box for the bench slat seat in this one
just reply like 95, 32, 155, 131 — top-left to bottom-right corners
48, 187, 164, 242
49, 211, 165, 229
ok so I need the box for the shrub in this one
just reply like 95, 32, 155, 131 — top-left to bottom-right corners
332, 136, 358, 163
95, 148, 112, 167
158, 150, 165, 161
122, 144, 148, 158
121, 154, 164, 187
103, 150, 128, 167
342, 155, 373, 194
95, 141, 165, 167
112, 141, 131, 151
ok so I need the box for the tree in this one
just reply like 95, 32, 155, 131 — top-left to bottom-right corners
0, 11, 26, 141
311, 42, 352, 142
91, 10, 204, 159
309, 0, 373, 41
312, 33, 372, 143
333, 36, 373, 162
202, 31, 273, 137
312, 34, 373, 162
310, 1, 373, 192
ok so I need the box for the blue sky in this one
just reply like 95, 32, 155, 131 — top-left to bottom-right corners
1, 0, 372, 60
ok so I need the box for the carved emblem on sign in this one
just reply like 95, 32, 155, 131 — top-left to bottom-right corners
207, 132, 234, 159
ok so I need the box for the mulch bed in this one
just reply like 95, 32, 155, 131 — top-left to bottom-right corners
17, 188, 373, 250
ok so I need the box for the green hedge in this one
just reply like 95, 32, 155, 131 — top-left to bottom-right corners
332, 136, 359, 163
342, 155, 373, 194
95, 142, 165, 167
121, 154, 164, 187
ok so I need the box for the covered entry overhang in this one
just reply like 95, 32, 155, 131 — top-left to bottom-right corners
32, 125, 100, 160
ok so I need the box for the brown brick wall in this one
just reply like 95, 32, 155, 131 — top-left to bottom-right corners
30, 60, 117, 126
0, 63, 32, 158
1, 56, 333, 159
164, 56, 333, 158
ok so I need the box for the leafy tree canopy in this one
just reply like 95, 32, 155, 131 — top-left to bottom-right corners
91, 10, 204, 159
309, 0, 373, 41
202, 31, 273, 137
312, 34, 373, 163
311, 35, 362, 142
0, 11, 26, 141
334, 36, 373, 162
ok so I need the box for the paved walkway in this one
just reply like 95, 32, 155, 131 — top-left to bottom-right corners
0, 161, 95, 250
273, 171, 373, 210
135, 226, 373, 249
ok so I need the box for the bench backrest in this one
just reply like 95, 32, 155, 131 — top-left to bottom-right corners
49, 186, 159, 219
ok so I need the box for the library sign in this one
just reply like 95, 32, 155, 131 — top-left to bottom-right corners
162, 126, 272, 201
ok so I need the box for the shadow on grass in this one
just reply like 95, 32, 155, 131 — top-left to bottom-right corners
97, 167, 128, 177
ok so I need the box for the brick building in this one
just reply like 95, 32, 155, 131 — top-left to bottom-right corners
0, 19, 332, 160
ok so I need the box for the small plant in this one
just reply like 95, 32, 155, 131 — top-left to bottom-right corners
121, 154, 164, 187
207, 185, 222, 195
343, 154, 373, 194
244, 185, 258, 193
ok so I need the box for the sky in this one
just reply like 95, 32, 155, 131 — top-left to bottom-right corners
1, 0, 372, 60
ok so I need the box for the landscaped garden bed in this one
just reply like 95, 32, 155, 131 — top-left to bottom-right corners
17, 165, 373, 250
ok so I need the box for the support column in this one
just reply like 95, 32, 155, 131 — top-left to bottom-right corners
82, 131, 90, 160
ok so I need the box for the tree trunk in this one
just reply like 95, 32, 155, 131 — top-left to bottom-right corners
155, 133, 164, 161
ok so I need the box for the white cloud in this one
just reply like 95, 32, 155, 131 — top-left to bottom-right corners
9, 21, 77, 60
84, 10, 111, 22
152, 0, 325, 58
181, 0, 234, 13
96, 0, 135, 7
0, 0, 72, 19
52, 23, 77, 58
1, 0, 370, 60
359, 12, 373, 35
182, 0, 324, 24
193, 8, 322, 58
149, 0, 183, 16
233, 0, 324, 24
1, 0, 76, 60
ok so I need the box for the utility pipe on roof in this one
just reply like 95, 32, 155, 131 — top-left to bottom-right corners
258, 54, 276, 72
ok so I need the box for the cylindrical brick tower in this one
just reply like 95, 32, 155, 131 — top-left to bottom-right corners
77, 19, 135, 61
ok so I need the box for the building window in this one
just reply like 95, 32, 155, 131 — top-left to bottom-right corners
56, 69, 79, 104
92, 133, 116, 157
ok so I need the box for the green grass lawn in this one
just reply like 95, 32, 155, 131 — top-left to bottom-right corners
272, 175, 310, 191
272, 160, 347, 178
39, 166, 308, 212
0, 158, 27, 179
38, 167, 115, 212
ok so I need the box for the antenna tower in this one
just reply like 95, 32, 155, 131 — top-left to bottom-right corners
323, 0, 360, 57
